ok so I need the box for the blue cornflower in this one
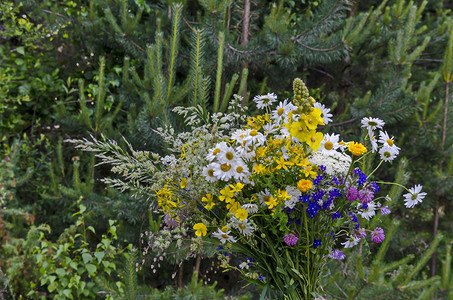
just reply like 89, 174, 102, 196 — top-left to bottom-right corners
331, 176, 340, 186
300, 195, 310, 203
329, 188, 342, 201
311, 190, 325, 202
313, 239, 322, 248
354, 168, 368, 186
319, 165, 327, 172
322, 199, 332, 210
331, 211, 341, 219
372, 181, 380, 192
307, 201, 321, 218
349, 212, 360, 229
313, 174, 324, 186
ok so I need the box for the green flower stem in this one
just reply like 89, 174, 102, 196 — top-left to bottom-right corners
375, 181, 411, 194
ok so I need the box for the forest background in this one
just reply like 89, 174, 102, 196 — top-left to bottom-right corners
1, 0, 453, 298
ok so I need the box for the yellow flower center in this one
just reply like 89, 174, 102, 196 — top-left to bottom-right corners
311, 137, 316, 143
236, 166, 244, 173
325, 141, 333, 150
221, 234, 229, 239
226, 151, 234, 160
277, 108, 285, 116
250, 130, 258, 136
263, 196, 271, 202
208, 169, 214, 177
298, 127, 304, 132
387, 139, 394, 146
213, 148, 220, 155
221, 164, 232, 172
238, 223, 246, 230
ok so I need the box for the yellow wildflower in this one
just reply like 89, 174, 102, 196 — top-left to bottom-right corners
219, 186, 234, 202
202, 194, 215, 210
297, 179, 313, 193
253, 164, 266, 174
264, 196, 277, 209
227, 201, 241, 213
274, 156, 294, 171
193, 223, 207, 237
289, 121, 310, 142
306, 131, 324, 151
180, 178, 188, 189
348, 142, 367, 156
235, 208, 248, 221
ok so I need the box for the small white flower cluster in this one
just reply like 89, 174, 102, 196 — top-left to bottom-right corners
308, 150, 352, 176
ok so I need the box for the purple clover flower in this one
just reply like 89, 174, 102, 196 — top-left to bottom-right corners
371, 227, 385, 243
346, 186, 359, 202
284, 234, 299, 246
353, 227, 367, 239
358, 188, 374, 204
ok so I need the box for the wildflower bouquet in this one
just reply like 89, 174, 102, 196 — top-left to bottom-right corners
70, 79, 426, 299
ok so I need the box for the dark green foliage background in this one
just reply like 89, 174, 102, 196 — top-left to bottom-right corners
1, 0, 452, 298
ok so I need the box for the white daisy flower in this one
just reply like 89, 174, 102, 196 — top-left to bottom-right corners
213, 162, 236, 181
403, 184, 426, 208
235, 144, 256, 160
206, 142, 228, 162
319, 133, 340, 156
341, 236, 360, 248
231, 129, 251, 147
231, 217, 254, 236
203, 163, 219, 182
361, 117, 385, 135
272, 99, 297, 123
358, 202, 377, 220
241, 203, 258, 214
253, 92, 277, 109
313, 102, 333, 124
217, 144, 240, 165
379, 145, 398, 162
232, 161, 251, 182
262, 122, 279, 136
370, 133, 378, 153
378, 131, 401, 152
257, 189, 273, 207
212, 228, 237, 244
244, 129, 266, 146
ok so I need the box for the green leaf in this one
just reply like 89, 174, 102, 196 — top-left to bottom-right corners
94, 251, 105, 263
56, 268, 66, 277
16, 47, 25, 55
82, 253, 93, 264
86, 263, 97, 277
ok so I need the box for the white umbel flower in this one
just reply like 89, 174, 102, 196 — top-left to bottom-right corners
308, 150, 352, 176
285, 186, 301, 209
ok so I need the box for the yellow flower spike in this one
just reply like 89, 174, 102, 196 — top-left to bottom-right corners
297, 179, 313, 193
348, 141, 367, 156
193, 223, 207, 237
235, 208, 248, 221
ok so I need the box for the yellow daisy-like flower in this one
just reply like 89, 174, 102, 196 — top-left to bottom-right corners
235, 208, 248, 221
193, 223, 207, 237
253, 164, 266, 174
306, 131, 324, 151
348, 142, 367, 156
275, 189, 291, 203
297, 179, 313, 193
202, 194, 215, 210
264, 196, 277, 209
